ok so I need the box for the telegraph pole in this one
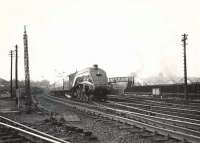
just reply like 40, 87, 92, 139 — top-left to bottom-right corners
9, 50, 13, 98
182, 33, 188, 100
23, 26, 32, 112
15, 45, 18, 90
63, 78, 64, 90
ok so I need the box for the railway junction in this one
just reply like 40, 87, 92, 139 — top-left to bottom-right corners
0, 17, 199, 143
0, 89, 200, 143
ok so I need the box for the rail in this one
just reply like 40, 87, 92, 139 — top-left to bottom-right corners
99, 103, 200, 136
123, 92, 200, 106
108, 101, 200, 124
108, 96, 200, 120
0, 115, 70, 143
43, 95, 200, 143
0, 122, 61, 143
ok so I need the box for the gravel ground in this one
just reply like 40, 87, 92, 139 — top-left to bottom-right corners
0, 97, 99, 143
1, 109, 100, 143
36, 94, 179, 143
0, 95, 179, 143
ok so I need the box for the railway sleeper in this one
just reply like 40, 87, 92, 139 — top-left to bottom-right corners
46, 94, 200, 143
0, 138, 28, 143
82, 100, 200, 140
129, 129, 145, 134
0, 132, 29, 143
103, 102, 200, 134
151, 135, 170, 142
138, 132, 155, 138
0, 134, 19, 139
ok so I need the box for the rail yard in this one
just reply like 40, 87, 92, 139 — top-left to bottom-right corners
0, 2, 200, 142
1, 90, 200, 143
1, 32, 200, 142
38, 93, 200, 142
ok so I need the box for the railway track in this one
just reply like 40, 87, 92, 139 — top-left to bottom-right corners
113, 94, 200, 110
100, 102, 200, 133
112, 101, 200, 120
0, 115, 70, 143
108, 95, 200, 120
106, 101, 200, 124
40, 94, 200, 143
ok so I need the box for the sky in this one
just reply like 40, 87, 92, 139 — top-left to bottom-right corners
0, 0, 199, 83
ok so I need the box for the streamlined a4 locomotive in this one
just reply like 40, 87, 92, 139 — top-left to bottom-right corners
69, 65, 108, 101
51, 65, 109, 102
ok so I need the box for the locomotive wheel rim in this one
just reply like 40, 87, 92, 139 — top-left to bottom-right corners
85, 95, 88, 102
79, 88, 82, 101
83, 93, 88, 102
89, 94, 93, 102
81, 86, 87, 102
77, 87, 81, 100
84, 89, 89, 102
80, 87, 84, 101
74, 89, 77, 97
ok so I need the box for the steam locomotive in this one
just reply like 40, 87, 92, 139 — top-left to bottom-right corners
50, 65, 109, 102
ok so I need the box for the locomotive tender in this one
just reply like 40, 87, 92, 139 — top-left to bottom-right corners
51, 65, 109, 101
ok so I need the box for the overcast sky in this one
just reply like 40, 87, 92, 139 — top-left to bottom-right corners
0, 0, 199, 82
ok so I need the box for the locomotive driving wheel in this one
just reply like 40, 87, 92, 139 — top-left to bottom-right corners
73, 84, 90, 102
77, 86, 82, 101
83, 85, 89, 102
82, 86, 89, 102
88, 94, 93, 102
74, 86, 80, 100
74, 85, 86, 102
84, 94, 89, 102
